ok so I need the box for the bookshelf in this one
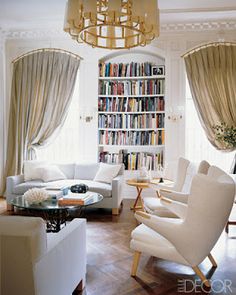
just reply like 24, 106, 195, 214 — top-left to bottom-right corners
98, 61, 165, 171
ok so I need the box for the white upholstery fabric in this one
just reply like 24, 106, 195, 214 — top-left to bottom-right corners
207, 165, 226, 179
50, 179, 112, 197
0, 216, 47, 262
181, 162, 197, 193
158, 164, 232, 219
35, 165, 66, 182
6, 163, 124, 212
74, 163, 100, 180
55, 163, 75, 179
0, 217, 86, 295
94, 163, 122, 184
145, 159, 210, 218
160, 198, 188, 219
160, 190, 189, 204
13, 180, 48, 194
172, 157, 191, 191
144, 197, 178, 218
144, 158, 190, 216
131, 173, 235, 269
131, 223, 188, 265
76, 180, 112, 197
23, 160, 46, 181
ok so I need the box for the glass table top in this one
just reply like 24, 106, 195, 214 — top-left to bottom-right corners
12, 192, 103, 211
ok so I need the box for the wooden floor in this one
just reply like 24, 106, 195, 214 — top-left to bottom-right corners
1, 198, 236, 294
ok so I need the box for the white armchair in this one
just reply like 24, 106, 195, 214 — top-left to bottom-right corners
0, 216, 86, 295
130, 173, 235, 287
144, 159, 210, 217
144, 157, 191, 217
159, 165, 228, 220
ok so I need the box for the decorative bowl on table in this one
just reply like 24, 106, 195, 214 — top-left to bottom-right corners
136, 167, 151, 183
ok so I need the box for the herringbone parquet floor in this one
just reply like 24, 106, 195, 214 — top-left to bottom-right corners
1, 198, 236, 294
81, 200, 236, 295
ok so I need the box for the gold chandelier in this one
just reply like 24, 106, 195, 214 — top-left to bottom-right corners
64, 0, 159, 49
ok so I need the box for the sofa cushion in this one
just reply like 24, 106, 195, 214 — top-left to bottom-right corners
74, 163, 100, 180
23, 160, 46, 181
94, 163, 122, 184
75, 180, 111, 197
35, 165, 66, 182
13, 178, 112, 198
13, 180, 48, 195
56, 163, 75, 179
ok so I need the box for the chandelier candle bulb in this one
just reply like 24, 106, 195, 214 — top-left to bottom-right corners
64, 0, 159, 49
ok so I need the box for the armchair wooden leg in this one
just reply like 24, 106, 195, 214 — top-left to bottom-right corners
192, 266, 211, 287
112, 208, 119, 215
208, 253, 217, 267
131, 251, 141, 277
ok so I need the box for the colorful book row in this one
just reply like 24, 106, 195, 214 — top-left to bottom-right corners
98, 97, 165, 112
98, 113, 165, 129
99, 80, 165, 96
99, 130, 165, 146
99, 151, 164, 170
99, 62, 155, 77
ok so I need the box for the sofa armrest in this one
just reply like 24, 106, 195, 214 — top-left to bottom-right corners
6, 175, 24, 194
112, 174, 124, 208
35, 219, 86, 295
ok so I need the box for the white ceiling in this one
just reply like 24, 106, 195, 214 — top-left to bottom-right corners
0, 0, 236, 30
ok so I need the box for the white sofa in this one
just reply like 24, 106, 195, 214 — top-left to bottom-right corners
0, 216, 86, 295
6, 163, 124, 215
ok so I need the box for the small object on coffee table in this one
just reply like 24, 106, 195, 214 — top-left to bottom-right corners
58, 192, 94, 206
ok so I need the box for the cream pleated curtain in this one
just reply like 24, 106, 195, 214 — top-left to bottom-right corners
4, 50, 80, 183
184, 42, 236, 151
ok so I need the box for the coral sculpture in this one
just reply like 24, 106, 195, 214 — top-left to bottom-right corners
23, 188, 50, 205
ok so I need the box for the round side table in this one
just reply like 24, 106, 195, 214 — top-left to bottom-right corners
126, 179, 149, 211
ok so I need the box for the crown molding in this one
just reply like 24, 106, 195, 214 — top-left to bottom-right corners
1, 27, 65, 39
1, 20, 236, 41
160, 20, 236, 32
161, 7, 236, 14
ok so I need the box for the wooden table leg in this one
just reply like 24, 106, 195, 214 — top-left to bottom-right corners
130, 188, 143, 211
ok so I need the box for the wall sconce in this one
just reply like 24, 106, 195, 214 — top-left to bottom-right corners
167, 106, 184, 122
79, 107, 97, 123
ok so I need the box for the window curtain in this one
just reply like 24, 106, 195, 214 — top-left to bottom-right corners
183, 43, 236, 151
3, 50, 80, 189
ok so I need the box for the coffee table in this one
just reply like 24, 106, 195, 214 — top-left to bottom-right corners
12, 192, 103, 233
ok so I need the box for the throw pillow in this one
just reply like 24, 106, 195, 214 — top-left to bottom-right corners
23, 160, 46, 181
93, 163, 121, 184
35, 165, 66, 182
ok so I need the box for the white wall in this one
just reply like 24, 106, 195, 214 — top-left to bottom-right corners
1, 28, 236, 197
